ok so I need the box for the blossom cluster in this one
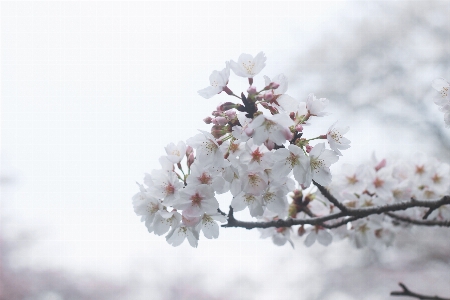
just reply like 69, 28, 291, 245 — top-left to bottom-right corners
280, 153, 450, 249
133, 52, 449, 249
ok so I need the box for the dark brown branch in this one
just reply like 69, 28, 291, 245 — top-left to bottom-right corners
391, 282, 450, 300
386, 212, 450, 227
422, 198, 445, 219
223, 195, 450, 230
313, 180, 349, 213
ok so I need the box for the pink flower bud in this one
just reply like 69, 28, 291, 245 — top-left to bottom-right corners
186, 146, 193, 156
203, 116, 213, 124
225, 110, 236, 119
289, 112, 295, 121
298, 225, 306, 236
215, 116, 228, 126
244, 127, 254, 137
269, 82, 280, 89
295, 124, 303, 132
306, 145, 312, 153
264, 140, 275, 150
187, 152, 195, 168
375, 159, 387, 171
263, 90, 274, 101
247, 86, 257, 95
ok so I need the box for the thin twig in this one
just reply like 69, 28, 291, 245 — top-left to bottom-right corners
391, 282, 450, 300
386, 212, 450, 227
313, 181, 349, 213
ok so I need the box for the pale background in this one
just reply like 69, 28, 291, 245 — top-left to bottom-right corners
2, 1, 450, 299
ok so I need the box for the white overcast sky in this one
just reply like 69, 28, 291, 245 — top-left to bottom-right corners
2, 1, 413, 299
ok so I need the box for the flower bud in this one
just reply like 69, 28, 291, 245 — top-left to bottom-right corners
264, 140, 275, 150
289, 112, 295, 121
186, 146, 193, 156
187, 152, 195, 168
375, 159, 387, 171
203, 116, 213, 124
215, 116, 228, 126
263, 90, 274, 101
225, 110, 236, 119
247, 86, 257, 95
212, 110, 221, 117
306, 145, 312, 153
295, 124, 303, 132
269, 82, 280, 89
244, 127, 254, 137
298, 225, 306, 236
211, 125, 228, 139
219, 102, 237, 111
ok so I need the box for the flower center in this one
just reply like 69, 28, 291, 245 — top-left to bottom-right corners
310, 158, 325, 172
415, 165, 425, 175
329, 129, 343, 143
242, 60, 255, 75
165, 184, 175, 195
190, 193, 203, 206
251, 148, 264, 164
431, 174, 441, 184
287, 152, 299, 168
373, 177, 384, 188
198, 172, 212, 185
346, 175, 358, 185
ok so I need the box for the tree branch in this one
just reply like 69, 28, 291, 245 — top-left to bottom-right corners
313, 180, 349, 213
385, 212, 450, 227
391, 282, 450, 300
222, 193, 450, 230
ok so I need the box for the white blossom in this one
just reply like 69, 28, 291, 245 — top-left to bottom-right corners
326, 121, 351, 156
230, 52, 266, 78
198, 62, 230, 99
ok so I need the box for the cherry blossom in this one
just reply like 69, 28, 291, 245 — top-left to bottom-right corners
306, 143, 339, 186
263, 74, 288, 95
196, 212, 227, 239
230, 52, 266, 78
164, 141, 187, 163
326, 121, 351, 156
175, 184, 219, 218
248, 113, 294, 146
272, 144, 309, 185
198, 62, 231, 99
306, 93, 329, 117
304, 226, 333, 247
